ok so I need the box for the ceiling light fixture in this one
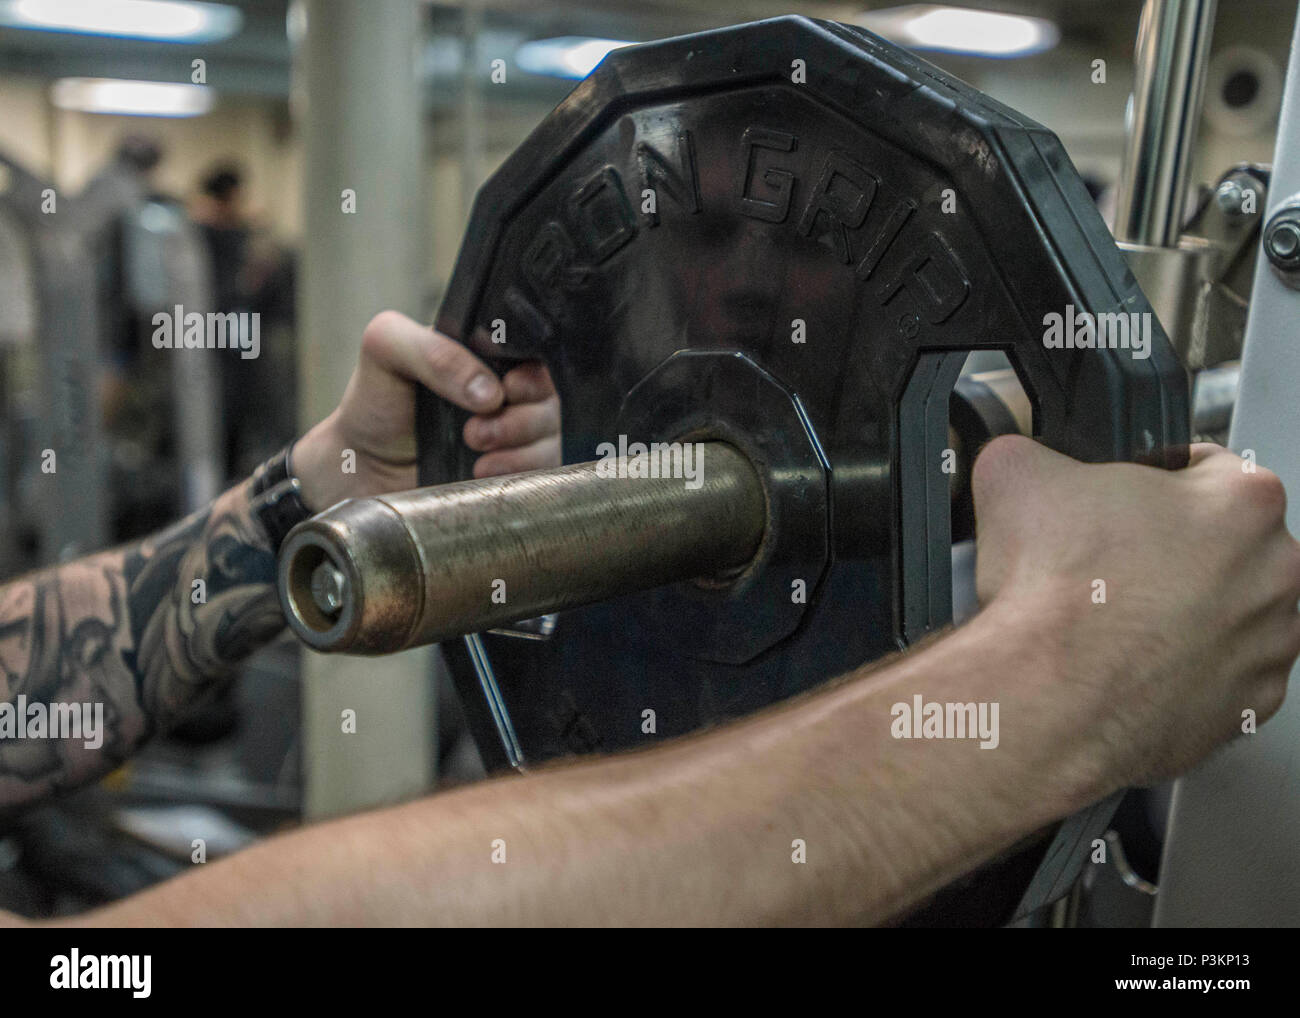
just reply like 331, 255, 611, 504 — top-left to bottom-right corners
855, 5, 1059, 58
51, 77, 214, 117
516, 36, 633, 80
0, 0, 242, 44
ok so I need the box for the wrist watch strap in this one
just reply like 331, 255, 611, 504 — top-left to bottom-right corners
250, 443, 314, 554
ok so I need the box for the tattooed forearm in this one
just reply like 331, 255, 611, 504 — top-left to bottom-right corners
0, 481, 285, 810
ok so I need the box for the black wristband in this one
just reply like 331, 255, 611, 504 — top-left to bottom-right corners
250, 444, 314, 554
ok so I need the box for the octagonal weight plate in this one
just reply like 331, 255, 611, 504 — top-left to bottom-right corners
420, 17, 1189, 779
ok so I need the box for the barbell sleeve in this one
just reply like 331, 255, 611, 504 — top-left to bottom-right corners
277, 441, 767, 654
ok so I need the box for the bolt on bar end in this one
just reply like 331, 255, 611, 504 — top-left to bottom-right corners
279, 497, 426, 655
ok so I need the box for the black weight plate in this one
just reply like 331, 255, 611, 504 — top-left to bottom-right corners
418, 16, 1190, 921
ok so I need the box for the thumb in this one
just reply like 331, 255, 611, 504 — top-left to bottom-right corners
360, 310, 504, 414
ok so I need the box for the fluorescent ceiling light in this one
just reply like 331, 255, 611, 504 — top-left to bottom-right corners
855, 5, 1059, 58
51, 77, 214, 117
516, 36, 632, 79
0, 0, 242, 43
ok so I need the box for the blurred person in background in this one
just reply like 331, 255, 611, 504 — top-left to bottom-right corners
193, 161, 297, 481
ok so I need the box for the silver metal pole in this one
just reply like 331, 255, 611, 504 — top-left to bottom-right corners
1114, 0, 1218, 247
295, 0, 436, 818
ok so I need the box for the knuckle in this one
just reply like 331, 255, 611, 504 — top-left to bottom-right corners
539, 395, 562, 435
504, 360, 557, 402
1235, 466, 1288, 522
971, 434, 1033, 497
1190, 443, 1234, 470
473, 435, 557, 477
503, 367, 540, 402
484, 402, 554, 449
425, 335, 472, 381
491, 413, 521, 446
360, 310, 402, 357
497, 412, 531, 446
462, 417, 492, 450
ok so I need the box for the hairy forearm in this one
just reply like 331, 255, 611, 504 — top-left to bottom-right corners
67, 598, 1103, 927
0, 481, 284, 810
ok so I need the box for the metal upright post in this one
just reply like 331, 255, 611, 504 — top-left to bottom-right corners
295, 0, 436, 818
1113, 0, 1219, 364
1155, 4, 1300, 927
